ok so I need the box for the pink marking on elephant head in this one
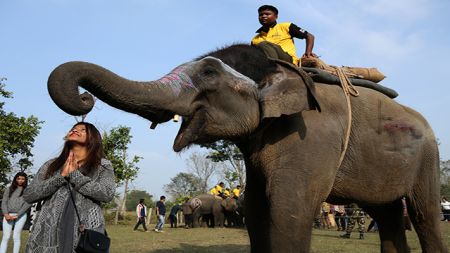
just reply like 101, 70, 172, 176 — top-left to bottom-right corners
156, 64, 198, 96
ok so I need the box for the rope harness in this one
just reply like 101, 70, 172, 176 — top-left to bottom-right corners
332, 66, 359, 168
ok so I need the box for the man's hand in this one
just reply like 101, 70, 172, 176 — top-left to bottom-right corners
302, 52, 318, 58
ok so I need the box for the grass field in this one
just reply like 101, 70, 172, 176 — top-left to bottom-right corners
2, 221, 449, 252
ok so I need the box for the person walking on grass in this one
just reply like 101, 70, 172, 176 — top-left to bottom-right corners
0, 172, 31, 253
133, 199, 148, 232
154, 196, 166, 232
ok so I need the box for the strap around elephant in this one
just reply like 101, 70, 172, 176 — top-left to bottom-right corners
332, 66, 359, 169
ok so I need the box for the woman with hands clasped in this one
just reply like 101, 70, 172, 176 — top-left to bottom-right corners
0, 172, 31, 253
23, 122, 116, 253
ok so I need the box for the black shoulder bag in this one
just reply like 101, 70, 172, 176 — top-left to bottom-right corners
67, 183, 110, 253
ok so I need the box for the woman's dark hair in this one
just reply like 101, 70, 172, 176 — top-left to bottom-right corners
258, 5, 278, 15
9, 172, 28, 197
45, 122, 104, 179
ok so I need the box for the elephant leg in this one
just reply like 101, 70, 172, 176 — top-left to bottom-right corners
365, 200, 409, 253
192, 211, 201, 228
407, 178, 448, 252
245, 170, 326, 253
214, 212, 225, 228
245, 173, 271, 253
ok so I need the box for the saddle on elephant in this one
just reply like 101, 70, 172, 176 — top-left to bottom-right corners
299, 56, 397, 98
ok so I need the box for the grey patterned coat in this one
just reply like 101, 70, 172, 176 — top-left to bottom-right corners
23, 158, 115, 253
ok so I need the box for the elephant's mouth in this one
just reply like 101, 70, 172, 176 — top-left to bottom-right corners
173, 107, 207, 152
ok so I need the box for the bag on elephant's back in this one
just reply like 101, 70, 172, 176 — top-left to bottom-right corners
300, 56, 386, 83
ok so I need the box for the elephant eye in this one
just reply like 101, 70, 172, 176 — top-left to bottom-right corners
202, 67, 217, 77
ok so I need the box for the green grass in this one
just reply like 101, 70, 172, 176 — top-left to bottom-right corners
2, 222, 449, 252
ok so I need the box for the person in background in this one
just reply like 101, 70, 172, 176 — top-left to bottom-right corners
154, 196, 166, 232
169, 203, 181, 228
224, 188, 231, 198
441, 197, 450, 222
210, 182, 225, 198
334, 205, 346, 231
320, 202, 331, 229
251, 4, 316, 66
341, 204, 366, 239
0, 172, 31, 253
232, 185, 241, 199
133, 199, 148, 232
23, 122, 115, 252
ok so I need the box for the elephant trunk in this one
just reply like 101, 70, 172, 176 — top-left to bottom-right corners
47, 61, 197, 123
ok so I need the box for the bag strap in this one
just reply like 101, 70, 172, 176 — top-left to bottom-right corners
66, 181, 108, 236
67, 182, 84, 231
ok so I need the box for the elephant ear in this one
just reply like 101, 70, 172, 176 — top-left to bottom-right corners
259, 60, 321, 119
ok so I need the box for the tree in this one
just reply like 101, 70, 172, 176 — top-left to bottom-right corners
164, 172, 203, 200
441, 159, 450, 198
102, 126, 142, 224
0, 78, 42, 190
440, 160, 450, 185
186, 152, 217, 193
125, 190, 154, 211
202, 140, 246, 188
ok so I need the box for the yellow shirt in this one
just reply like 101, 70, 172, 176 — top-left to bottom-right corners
224, 190, 230, 197
252, 22, 299, 65
210, 185, 223, 195
232, 188, 240, 198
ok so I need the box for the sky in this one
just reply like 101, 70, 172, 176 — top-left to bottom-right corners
1, 0, 450, 199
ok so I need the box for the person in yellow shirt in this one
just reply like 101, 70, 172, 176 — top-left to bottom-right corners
232, 185, 241, 199
210, 182, 225, 198
224, 188, 231, 198
251, 5, 316, 66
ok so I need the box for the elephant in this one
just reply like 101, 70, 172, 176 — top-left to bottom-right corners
183, 194, 238, 228
47, 44, 447, 253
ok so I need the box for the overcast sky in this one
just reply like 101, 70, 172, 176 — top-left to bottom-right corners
1, 0, 449, 199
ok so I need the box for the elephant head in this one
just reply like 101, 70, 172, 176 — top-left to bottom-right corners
221, 197, 238, 212
48, 44, 319, 151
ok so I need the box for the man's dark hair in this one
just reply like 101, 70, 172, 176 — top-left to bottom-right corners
160, 196, 166, 200
139, 199, 145, 203
258, 5, 278, 15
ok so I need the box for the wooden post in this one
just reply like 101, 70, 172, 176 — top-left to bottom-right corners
178, 212, 183, 226
146, 207, 153, 227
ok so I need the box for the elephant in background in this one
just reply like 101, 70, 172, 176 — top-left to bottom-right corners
183, 194, 238, 228
47, 44, 448, 253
